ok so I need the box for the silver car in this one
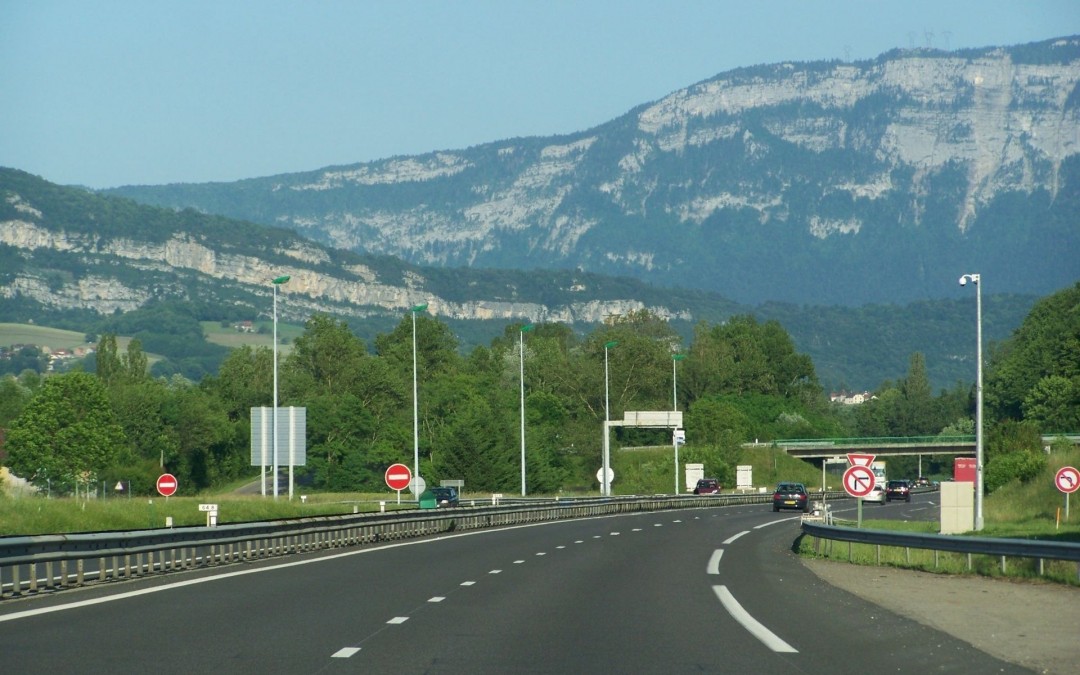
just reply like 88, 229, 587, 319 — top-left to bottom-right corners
863, 484, 886, 504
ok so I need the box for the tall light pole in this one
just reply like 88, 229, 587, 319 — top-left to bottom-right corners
602, 340, 618, 496
960, 273, 984, 531
411, 303, 428, 491
672, 353, 686, 494
519, 323, 534, 496
271, 275, 290, 499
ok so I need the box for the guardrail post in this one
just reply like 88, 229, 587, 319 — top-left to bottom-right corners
1000, 555, 1006, 574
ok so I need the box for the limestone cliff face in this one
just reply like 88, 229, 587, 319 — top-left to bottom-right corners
0, 204, 689, 324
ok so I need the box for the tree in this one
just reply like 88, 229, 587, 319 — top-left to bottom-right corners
5, 372, 126, 492
95, 334, 122, 385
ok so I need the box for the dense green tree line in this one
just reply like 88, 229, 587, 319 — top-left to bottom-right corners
2, 284, 1077, 497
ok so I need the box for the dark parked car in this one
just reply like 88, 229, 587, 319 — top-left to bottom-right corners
885, 480, 911, 502
429, 486, 459, 507
772, 482, 810, 512
693, 478, 721, 495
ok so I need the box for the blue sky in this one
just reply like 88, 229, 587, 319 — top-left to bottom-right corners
2, 0, 1078, 189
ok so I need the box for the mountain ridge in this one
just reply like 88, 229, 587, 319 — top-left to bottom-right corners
0, 168, 1041, 391
103, 36, 1080, 306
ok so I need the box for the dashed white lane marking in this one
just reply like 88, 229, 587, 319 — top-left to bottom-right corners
723, 531, 749, 545
461, 581, 476, 586
632, 528, 642, 532
489, 569, 502, 574
672, 519, 683, 523
536, 552, 547, 556
514, 560, 525, 564
713, 585, 797, 653
574, 540, 584, 544
610, 532, 620, 536
332, 647, 360, 658
429, 597, 445, 602
556, 545, 566, 549
707, 549, 724, 575
387, 617, 409, 625
653, 523, 663, 527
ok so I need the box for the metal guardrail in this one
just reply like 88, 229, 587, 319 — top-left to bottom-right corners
0, 492, 782, 600
800, 520, 1080, 580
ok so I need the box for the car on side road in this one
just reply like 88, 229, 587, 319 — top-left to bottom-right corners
429, 486, 459, 507
886, 479, 912, 502
693, 478, 721, 495
772, 482, 810, 512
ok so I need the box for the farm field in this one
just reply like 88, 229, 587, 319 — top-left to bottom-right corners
201, 320, 301, 353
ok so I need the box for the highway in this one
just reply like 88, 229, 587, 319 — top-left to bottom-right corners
0, 494, 1027, 674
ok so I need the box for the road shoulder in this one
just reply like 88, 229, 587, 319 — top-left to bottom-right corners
802, 558, 1080, 675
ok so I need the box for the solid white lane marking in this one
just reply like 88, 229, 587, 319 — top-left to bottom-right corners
332, 647, 360, 658
387, 617, 409, 624
713, 585, 797, 653
429, 597, 445, 603
723, 531, 749, 545
707, 549, 724, 575
755, 516, 798, 529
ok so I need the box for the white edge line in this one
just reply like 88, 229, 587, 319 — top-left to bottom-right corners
707, 549, 724, 575
754, 515, 801, 529
713, 585, 798, 653
722, 530, 750, 545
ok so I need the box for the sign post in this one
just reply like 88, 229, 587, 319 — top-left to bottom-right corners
1055, 466, 1079, 522
385, 463, 412, 504
843, 454, 876, 528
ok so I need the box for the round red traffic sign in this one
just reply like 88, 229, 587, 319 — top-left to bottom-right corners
1055, 466, 1079, 494
843, 465, 876, 498
385, 463, 412, 491
156, 473, 178, 497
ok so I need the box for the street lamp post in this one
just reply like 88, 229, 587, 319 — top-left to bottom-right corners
672, 353, 686, 494
270, 275, 290, 499
602, 340, 618, 497
960, 273, 984, 531
411, 303, 428, 492
519, 323, 534, 496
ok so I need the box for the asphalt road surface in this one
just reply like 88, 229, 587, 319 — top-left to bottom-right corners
0, 498, 1048, 674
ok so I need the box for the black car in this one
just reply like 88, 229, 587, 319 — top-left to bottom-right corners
772, 482, 810, 512
885, 479, 911, 502
429, 486, 459, 507
693, 478, 721, 495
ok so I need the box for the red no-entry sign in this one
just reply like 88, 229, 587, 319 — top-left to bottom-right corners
385, 463, 412, 491
156, 473, 178, 497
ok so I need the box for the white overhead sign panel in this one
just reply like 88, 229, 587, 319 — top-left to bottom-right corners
623, 411, 683, 428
